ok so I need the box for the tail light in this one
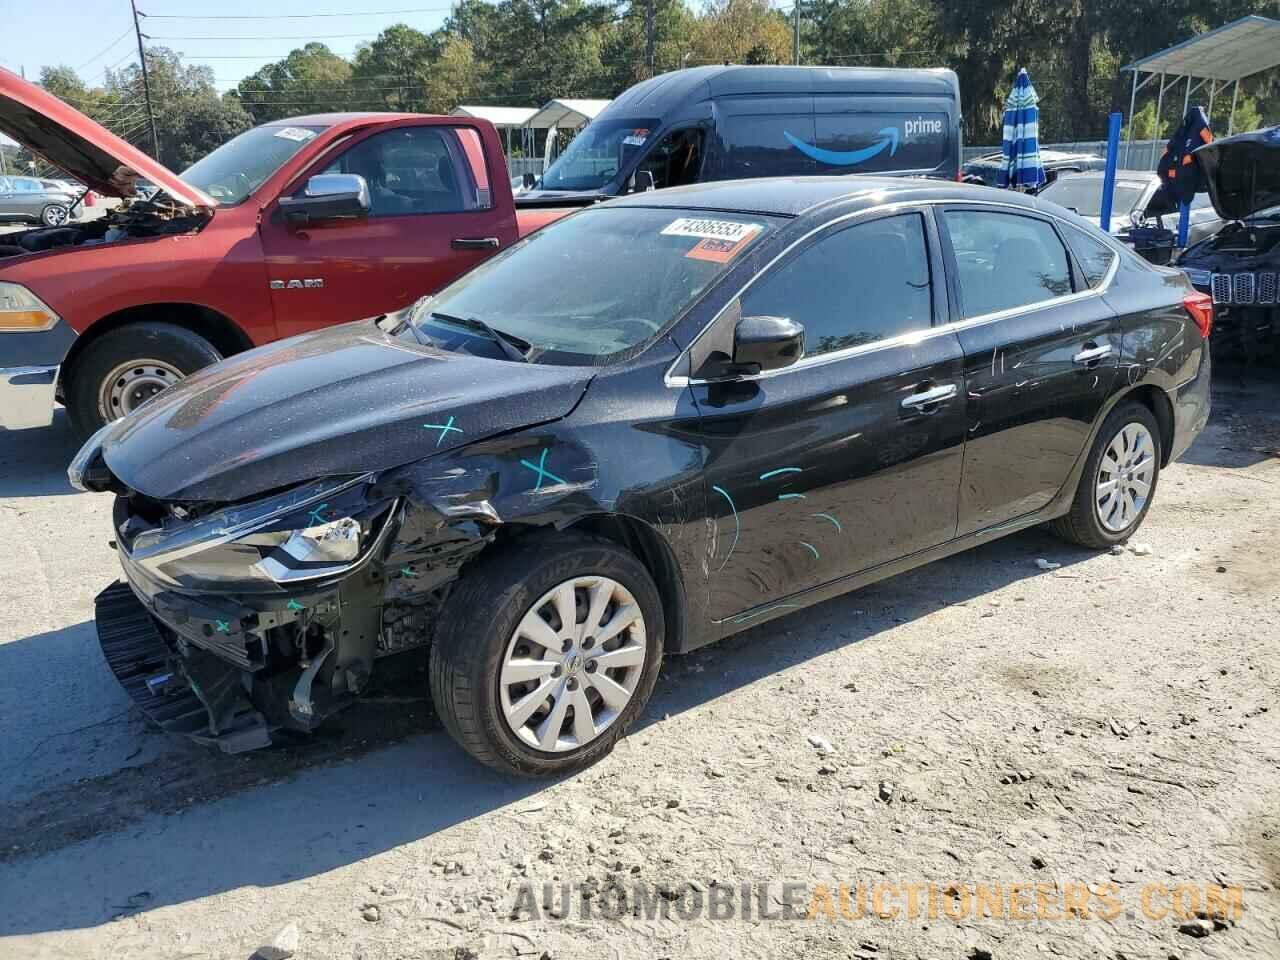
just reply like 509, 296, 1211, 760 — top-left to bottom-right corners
1183, 291, 1213, 339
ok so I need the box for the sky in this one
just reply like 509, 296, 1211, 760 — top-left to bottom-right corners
3, 0, 457, 93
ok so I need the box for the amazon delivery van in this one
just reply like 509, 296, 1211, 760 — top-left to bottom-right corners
517, 64, 962, 207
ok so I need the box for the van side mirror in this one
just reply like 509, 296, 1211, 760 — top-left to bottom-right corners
732, 315, 804, 374
278, 174, 370, 227
632, 170, 656, 193
522, 172, 537, 189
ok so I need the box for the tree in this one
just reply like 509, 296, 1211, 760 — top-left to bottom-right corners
351, 24, 436, 111
234, 43, 354, 123
689, 0, 791, 67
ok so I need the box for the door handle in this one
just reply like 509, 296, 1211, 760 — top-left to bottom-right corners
901, 383, 957, 410
1072, 343, 1112, 365
451, 236, 500, 250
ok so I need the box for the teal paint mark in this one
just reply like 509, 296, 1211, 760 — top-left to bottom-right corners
400, 566, 417, 578
422, 415, 463, 447
307, 503, 330, 526
214, 619, 230, 633
286, 599, 305, 612
759, 467, 802, 480
797, 541, 820, 560
711, 485, 739, 571
811, 512, 843, 532
783, 127, 900, 166
778, 493, 806, 501
519, 447, 566, 492
732, 602, 798, 624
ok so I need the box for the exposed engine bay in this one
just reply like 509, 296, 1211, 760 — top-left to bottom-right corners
0, 194, 206, 259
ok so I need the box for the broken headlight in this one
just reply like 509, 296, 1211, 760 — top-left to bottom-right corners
122, 475, 397, 592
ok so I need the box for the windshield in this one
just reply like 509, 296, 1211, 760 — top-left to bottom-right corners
1040, 178, 1146, 219
537, 117, 658, 192
180, 123, 328, 205
412, 206, 776, 363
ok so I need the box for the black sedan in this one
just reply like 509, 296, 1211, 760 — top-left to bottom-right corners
72, 177, 1213, 776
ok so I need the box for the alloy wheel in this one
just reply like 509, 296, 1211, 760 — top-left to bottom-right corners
43, 205, 68, 226
1095, 421, 1155, 533
98, 358, 184, 421
498, 575, 647, 752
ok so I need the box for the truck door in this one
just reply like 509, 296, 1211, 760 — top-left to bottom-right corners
259, 122, 518, 338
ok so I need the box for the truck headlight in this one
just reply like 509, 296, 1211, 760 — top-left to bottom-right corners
0, 282, 60, 332
124, 475, 397, 591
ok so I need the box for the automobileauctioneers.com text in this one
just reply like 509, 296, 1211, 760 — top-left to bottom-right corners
508, 879, 1245, 923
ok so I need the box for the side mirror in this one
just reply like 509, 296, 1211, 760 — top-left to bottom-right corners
522, 172, 537, 189
277, 174, 370, 227
633, 170, 656, 194
732, 315, 804, 374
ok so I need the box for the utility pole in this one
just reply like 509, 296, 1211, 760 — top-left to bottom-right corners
130, 0, 161, 160
644, 0, 655, 78
793, 0, 801, 66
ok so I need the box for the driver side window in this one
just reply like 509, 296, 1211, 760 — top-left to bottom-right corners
318, 126, 493, 217
634, 129, 705, 191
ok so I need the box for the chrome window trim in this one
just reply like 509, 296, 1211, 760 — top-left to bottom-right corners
664, 197, 1120, 388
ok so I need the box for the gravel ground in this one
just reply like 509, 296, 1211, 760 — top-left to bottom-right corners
0, 365, 1277, 960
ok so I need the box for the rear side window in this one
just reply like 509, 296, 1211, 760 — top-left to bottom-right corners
741, 213, 933, 356
1062, 225, 1117, 288
942, 210, 1074, 318
718, 112, 816, 180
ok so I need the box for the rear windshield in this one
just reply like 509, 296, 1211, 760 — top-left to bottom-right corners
412, 206, 777, 364
180, 123, 328, 205
1040, 178, 1146, 219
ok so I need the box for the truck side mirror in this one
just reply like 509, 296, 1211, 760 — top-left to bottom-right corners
278, 174, 371, 227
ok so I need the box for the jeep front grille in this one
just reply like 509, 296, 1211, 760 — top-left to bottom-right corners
1259, 272, 1277, 306
1233, 273, 1256, 305
1211, 273, 1232, 304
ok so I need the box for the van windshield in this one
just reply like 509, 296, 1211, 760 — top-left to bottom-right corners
180, 123, 329, 205
411, 205, 776, 364
537, 117, 658, 192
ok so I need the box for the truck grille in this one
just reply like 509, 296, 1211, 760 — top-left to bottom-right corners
1211, 273, 1232, 304
1260, 272, 1277, 305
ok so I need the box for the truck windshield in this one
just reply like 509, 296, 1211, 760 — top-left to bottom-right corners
180, 123, 329, 205
537, 117, 659, 192
412, 206, 776, 364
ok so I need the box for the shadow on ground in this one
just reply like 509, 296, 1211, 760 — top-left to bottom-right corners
0, 409, 84, 498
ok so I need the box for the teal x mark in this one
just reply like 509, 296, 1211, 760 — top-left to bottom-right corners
214, 619, 230, 633
307, 503, 329, 526
422, 415, 463, 447
519, 448, 566, 492
400, 566, 417, 578
286, 599, 305, 612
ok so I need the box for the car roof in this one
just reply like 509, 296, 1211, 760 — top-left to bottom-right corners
603, 175, 1053, 218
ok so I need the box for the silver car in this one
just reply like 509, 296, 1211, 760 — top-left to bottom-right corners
1039, 171, 1223, 246
0, 175, 80, 226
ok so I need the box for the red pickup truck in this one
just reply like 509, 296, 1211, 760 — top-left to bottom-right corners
0, 69, 569, 437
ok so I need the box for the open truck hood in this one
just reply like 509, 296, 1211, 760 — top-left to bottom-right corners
0, 67, 215, 209
99, 321, 592, 503
1194, 126, 1280, 222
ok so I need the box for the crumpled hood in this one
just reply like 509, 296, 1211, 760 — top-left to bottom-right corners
1194, 126, 1280, 221
100, 321, 593, 502
0, 67, 214, 208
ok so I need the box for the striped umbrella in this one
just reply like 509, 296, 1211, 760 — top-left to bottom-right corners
998, 68, 1046, 191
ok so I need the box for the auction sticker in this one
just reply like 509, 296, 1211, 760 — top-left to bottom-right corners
273, 126, 317, 142
663, 217, 763, 264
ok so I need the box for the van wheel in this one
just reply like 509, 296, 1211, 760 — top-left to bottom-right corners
1050, 401, 1162, 549
66, 323, 222, 437
429, 533, 664, 777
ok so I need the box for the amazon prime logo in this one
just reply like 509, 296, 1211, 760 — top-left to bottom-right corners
270, 278, 325, 290
904, 116, 944, 138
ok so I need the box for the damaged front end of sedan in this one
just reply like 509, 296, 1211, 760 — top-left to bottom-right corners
74, 442, 516, 754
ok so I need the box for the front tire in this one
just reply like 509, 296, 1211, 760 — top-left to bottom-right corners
66, 322, 222, 438
1050, 401, 1162, 548
429, 533, 664, 777
41, 203, 69, 226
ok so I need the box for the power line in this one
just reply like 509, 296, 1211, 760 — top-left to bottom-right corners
139, 6, 456, 19
75, 28, 135, 72
148, 32, 390, 41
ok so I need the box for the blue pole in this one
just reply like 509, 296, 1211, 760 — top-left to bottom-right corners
1099, 111, 1123, 234
1177, 200, 1190, 247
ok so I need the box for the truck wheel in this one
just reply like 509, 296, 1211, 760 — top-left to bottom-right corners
41, 204, 69, 227
67, 322, 222, 437
429, 532, 664, 777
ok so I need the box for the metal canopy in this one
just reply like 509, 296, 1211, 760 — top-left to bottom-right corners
1123, 15, 1280, 83
526, 99, 612, 130
449, 105, 538, 128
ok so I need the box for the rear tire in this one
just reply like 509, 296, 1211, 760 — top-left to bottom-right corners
429, 532, 664, 777
1050, 401, 1162, 548
66, 322, 222, 438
